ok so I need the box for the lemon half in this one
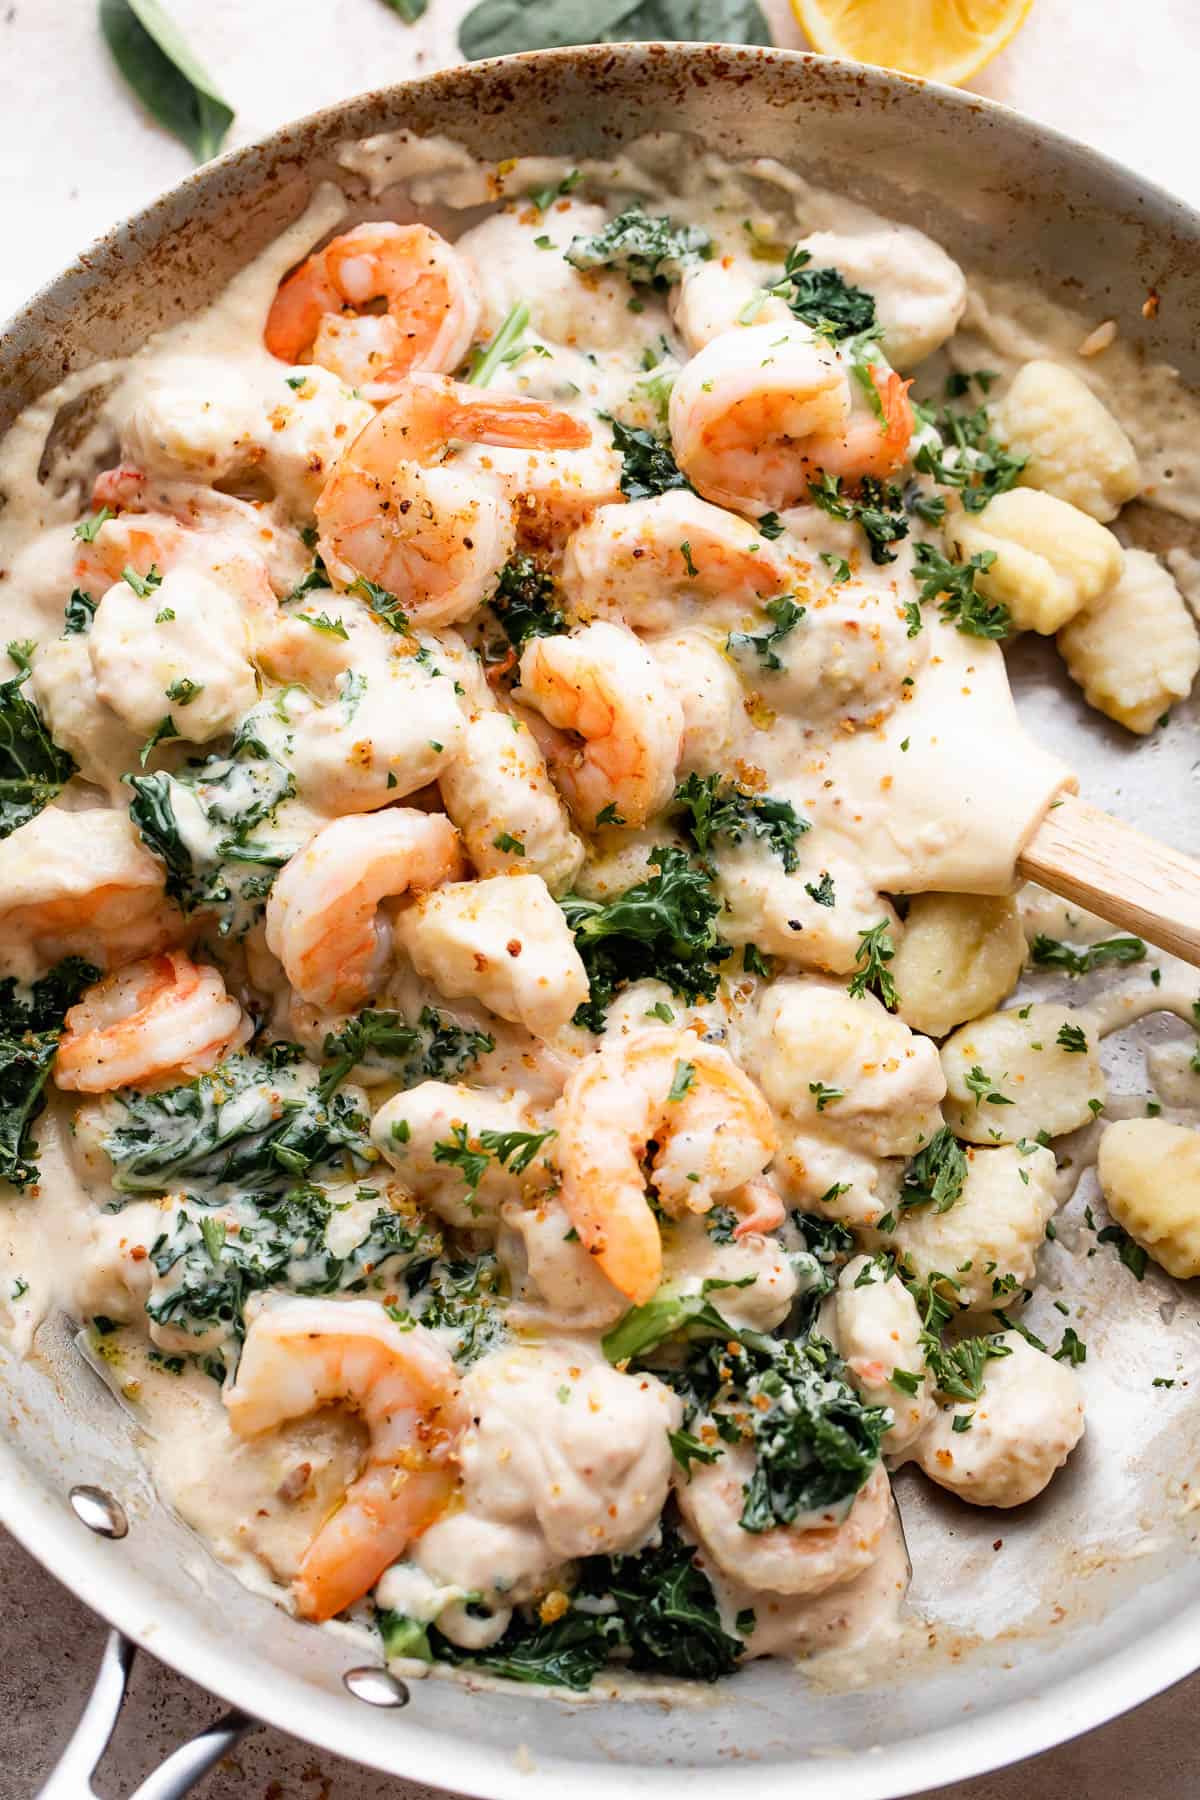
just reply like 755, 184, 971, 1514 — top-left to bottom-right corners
791, 0, 1035, 86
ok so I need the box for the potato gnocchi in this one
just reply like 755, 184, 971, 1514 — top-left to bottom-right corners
0, 127, 1194, 1698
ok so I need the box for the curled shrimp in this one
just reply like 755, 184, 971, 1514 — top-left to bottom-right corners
515, 620, 684, 830
265, 809, 465, 1011
676, 1454, 891, 1597
0, 807, 177, 980
804, 364, 914, 483
556, 1029, 778, 1305
263, 223, 482, 399
55, 952, 250, 1094
225, 1297, 465, 1621
560, 490, 797, 633
669, 325, 914, 515
315, 374, 589, 629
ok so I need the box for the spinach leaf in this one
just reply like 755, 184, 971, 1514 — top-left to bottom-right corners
602, 1279, 752, 1365
673, 771, 809, 874
0, 958, 98, 1188
566, 208, 710, 286
146, 1181, 440, 1353
579, 1521, 744, 1680
126, 724, 295, 936
1030, 934, 1146, 976
560, 846, 729, 1031
399, 1252, 508, 1365
99, 0, 234, 162
458, 0, 772, 60
426, 1609, 612, 1691
607, 418, 692, 503
96, 1052, 373, 1196
0, 674, 77, 839
319, 1006, 494, 1101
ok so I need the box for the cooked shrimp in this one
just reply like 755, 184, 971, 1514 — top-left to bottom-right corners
730, 1174, 787, 1239
676, 1453, 891, 1597
225, 1297, 465, 1621
315, 374, 589, 628
803, 364, 914, 483
556, 1030, 778, 1305
515, 621, 684, 829
0, 807, 177, 981
560, 490, 796, 633
264, 223, 482, 400
55, 952, 250, 1093
669, 325, 851, 515
264, 809, 465, 1011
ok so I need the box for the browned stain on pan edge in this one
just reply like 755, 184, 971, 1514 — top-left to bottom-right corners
3, 42, 1200, 450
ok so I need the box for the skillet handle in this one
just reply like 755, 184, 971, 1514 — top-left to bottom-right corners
38, 1630, 255, 1800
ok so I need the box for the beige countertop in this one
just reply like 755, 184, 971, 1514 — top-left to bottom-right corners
3, 1, 1198, 1795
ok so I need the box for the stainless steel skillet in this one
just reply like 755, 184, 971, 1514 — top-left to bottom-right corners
3, 41, 1200, 1800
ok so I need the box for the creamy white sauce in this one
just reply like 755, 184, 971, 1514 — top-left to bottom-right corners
0, 130, 1197, 1700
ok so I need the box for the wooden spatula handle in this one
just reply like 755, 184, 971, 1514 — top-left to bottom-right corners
1018, 793, 1200, 968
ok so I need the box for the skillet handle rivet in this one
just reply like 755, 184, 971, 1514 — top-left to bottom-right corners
343, 1666, 411, 1707
68, 1485, 129, 1539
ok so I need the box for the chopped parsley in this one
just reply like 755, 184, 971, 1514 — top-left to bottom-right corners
64, 589, 96, 633
808, 471, 909, 566
912, 542, 1010, 639
1056, 1022, 1089, 1055
847, 920, 899, 1011
912, 396, 1026, 513
608, 417, 692, 502
725, 596, 805, 671
808, 1082, 843, 1113
964, 1065, 1013, 1107
900, 1125, 968, 1214
318, 1006, 494, 1100
804, 871, 836, 908
1096, 1223, 1148, 1280
347, 574, 410, 635
766, 246, 877, 340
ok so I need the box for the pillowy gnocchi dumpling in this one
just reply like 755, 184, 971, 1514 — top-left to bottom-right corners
916, 1332, 1085, 1507
941, 1003, 1106, 1143
994, 359, 1141, 521
89, 568, 258, 743
947, 489, 1122, 635
1098, 1117, 1200, 1278
372, 1082, 547, 1227
794, 225, 966, 370
891, 893, 1025, 1040
835, 1256, 933, 1453
1058, 548, 1200, 734
749, 977, 945, 1158
887, 1143, 1056, 1311
400, 873, 589, 1037
438, 709, 584, 893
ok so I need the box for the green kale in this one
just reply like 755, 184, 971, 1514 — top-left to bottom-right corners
725, 596, 805, 671
565, 207, 711, 286
672, 771, 809, 874
400, 1252, 508, 1365
579, 1521, 744, 1680
560, 846, 729, 1031
601, 1278, 755, 1365
318, 1006, 494, 1100
607, 417, 692, 502
0, 957, 98, 1188
808, 471, 909, 565
912, 542, 1010, 639
0, 671, 77, 838
424, 1609, 612, 1691
489, 555, 567, 650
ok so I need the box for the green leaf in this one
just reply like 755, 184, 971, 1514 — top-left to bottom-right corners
1030, 934, 1146, 975
566, 207, 710, 286
725, 596, 805, 672
459, 0, 771, 60
913, 542, 1010, 640
0, 958, 98, 1187
467, 301, 530, 388
0, 676, 77, 838
900, 1125, 967, 1214
99, 0, 234, 163
379, 0, 428, 18
489, 556, 566, 651
607, 417, 692, 503
847, 920, 898, 1011
319, 1006, 493, 1101
769, 247, 876, 341
673, 771, 808, 873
